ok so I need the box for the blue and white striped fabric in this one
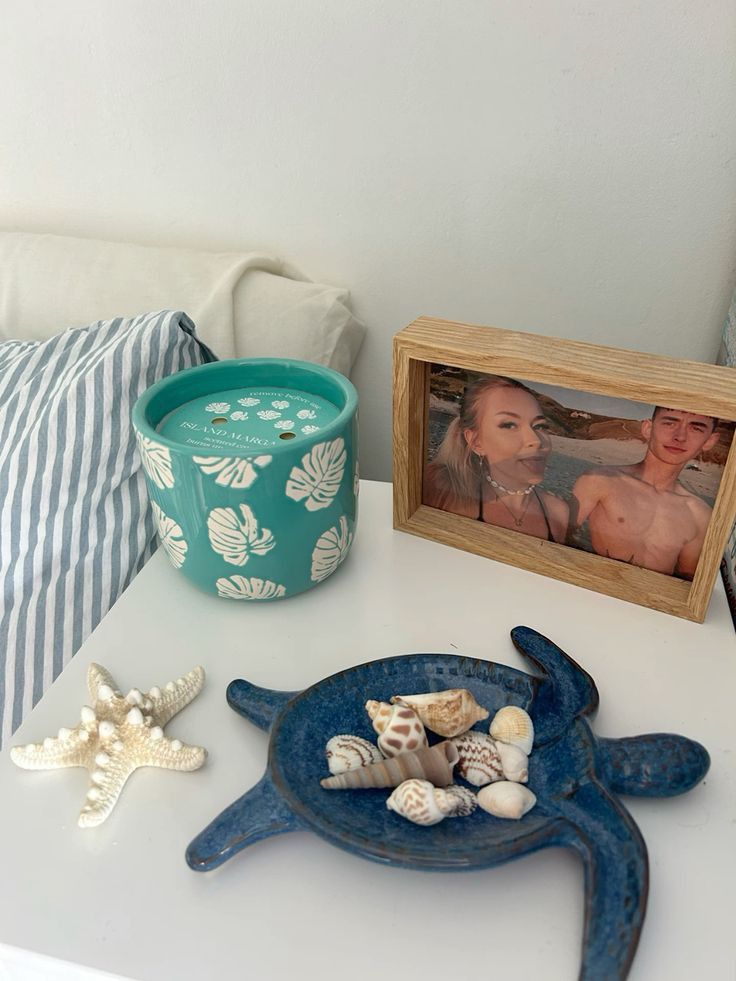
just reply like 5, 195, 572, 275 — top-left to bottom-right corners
0, 311, 216, 746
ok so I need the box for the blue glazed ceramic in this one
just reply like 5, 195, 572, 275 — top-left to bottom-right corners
132, 359, 358, 600
186, 627, 710, 981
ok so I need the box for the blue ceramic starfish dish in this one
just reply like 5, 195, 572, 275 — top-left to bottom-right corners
186, 627, 709, 981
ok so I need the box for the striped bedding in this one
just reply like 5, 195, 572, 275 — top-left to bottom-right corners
0, 311, 216, 746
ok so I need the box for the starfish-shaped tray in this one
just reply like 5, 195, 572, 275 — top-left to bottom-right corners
186, 627, 709, 981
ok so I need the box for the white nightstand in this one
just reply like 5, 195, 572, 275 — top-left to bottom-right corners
1, 481, 734, 980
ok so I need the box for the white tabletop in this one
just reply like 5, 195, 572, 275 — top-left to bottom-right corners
1, 481, 734, 981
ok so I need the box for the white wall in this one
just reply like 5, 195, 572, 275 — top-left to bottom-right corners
2, 1, 735, 480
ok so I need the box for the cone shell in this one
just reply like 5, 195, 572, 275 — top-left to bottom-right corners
495, 742, 529, 783
320, 740, 459, 790
325, 735, 384, 775
365, 700, 393, 734
390, 688, 489, 738
386, 779, 446, 826
451, 730, 503, 787
477, 781, 536, 820
375, 703, 428, 757
489, 706, 534, 755
435, 784, 478, 817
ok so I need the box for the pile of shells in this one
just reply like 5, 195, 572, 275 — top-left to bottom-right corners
320, 689, 537, 826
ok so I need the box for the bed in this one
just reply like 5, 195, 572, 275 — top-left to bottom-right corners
0, 230, 365, 745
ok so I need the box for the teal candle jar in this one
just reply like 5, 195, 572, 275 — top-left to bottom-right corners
132, 358, 358, 600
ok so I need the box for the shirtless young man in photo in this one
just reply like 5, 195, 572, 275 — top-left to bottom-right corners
570, 408, 720, 579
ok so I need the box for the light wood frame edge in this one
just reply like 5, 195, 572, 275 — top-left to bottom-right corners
392, 319, 736, 623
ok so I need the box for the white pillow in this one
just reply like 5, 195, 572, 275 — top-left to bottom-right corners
0, 231, 365, 374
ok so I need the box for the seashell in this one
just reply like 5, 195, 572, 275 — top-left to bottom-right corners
372, 703, 428, 757
451, 730, 503, 786
477, 781, 537, 820
320, 740, 458, 790
489, 705, 534, 755
390, 688, 489, 738
386, 779, 446, 826
365, 700, 393, 734
434, 784, 478, 818
495, 742, 529, 783
325, 735, 384, 775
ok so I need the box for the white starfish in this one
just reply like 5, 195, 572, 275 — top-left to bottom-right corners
10, 664, 207, 828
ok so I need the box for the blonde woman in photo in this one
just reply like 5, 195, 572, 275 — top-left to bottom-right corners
424, 375, 568, 543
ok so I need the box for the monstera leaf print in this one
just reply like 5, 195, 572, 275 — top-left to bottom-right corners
297, 409, 316, 420
193, 455, 272, 489
216, 576, 286, 600
207, 504, 275, 566
311, 515, 353, 582
238, 397, 260, 407
151, 502, 188, 569
206, 401, 231, 413
136, 434, 175, 489
286, 437, 346, 511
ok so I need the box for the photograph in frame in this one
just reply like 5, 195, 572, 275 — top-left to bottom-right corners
423, 364, 735, 583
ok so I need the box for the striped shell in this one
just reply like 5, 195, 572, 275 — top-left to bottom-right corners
451, 730, 503, 787
386, 779, 446, 826
434, 784, 478, 817
325, 735, 384, 775
489, 706, 534, 755
477, 781, 537, 820
320, 740, 458, 790
390, 688, 489, 738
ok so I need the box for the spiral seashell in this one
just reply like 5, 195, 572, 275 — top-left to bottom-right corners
495, 742, 529, 783
489, 705, 534, 755
390, 688, 489, 738
320, 740, 458, 790
434, 784, 478, 817
477, 781, 537, 820
365, 700, 393, 734
325, 735, 384, 775
386, 779, 447, 826
451, 730, 503, 787
374, 703, 428, 757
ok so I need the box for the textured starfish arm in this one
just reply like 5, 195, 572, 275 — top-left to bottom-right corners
149, 667, 205, 726
79, 759, 137, 829
139, 736, 207, 771
10, 730, 94, 770
87, 663, 120, 702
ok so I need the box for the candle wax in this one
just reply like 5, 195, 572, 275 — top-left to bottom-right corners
157, 386, 339, 451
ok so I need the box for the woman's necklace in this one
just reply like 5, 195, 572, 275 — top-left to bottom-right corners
485, 473, 533, 496
488, 487, 535, 528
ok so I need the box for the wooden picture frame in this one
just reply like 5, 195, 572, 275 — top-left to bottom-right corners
393, 316, 736, 622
